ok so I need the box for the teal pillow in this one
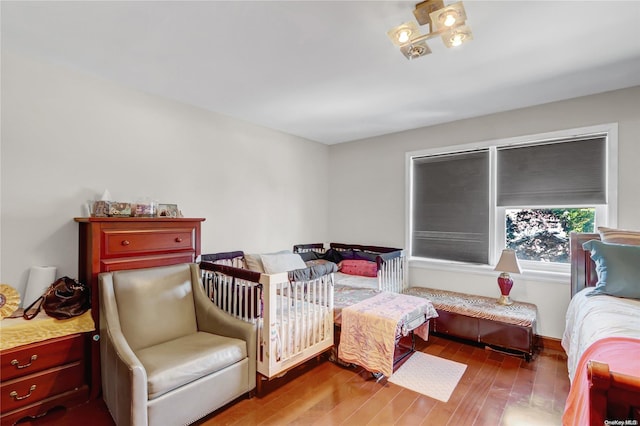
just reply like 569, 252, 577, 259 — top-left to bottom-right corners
582, 239, 640, 299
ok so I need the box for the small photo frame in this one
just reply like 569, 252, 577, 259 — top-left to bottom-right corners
157, 204, 179, 218
135, 202, 156, 217
109, 202, 132, 217
92, 200, 110, 217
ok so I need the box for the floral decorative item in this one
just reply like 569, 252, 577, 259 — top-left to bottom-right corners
0, 284, 21, 319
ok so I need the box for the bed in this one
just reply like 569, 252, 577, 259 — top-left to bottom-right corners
200, 243, 436, 383
562, 231, 640, 425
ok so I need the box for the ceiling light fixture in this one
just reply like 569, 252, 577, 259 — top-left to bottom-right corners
388, 0, 473, 60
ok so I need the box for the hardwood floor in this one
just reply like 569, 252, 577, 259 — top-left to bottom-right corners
15, 335, 570, 426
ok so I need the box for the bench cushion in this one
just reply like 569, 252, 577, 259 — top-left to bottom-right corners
403, 287, 536, 327
136, 331, 247, 399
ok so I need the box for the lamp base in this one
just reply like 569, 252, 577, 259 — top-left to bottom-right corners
497, 273, 514, 306
497, 294, 513, 306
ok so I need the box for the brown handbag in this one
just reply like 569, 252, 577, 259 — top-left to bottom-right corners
23, 276, 91, 320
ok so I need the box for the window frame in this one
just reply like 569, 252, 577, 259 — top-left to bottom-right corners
405, 123, 618, 281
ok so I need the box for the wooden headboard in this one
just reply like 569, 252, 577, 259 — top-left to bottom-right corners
569, 232, 600, 297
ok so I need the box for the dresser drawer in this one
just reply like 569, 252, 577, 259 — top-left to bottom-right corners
102, 253, 196, 272
103, 228, 194, 256
1, 361, 85, 412
0, 334, 85, 381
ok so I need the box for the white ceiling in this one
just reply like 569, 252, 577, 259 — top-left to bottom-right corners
3, 1, 640, 144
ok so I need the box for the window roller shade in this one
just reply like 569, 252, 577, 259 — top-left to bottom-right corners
412, 149, 490, 264
497, 137, 606, 206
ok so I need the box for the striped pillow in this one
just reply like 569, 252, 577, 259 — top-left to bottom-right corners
598, 227, 640, 245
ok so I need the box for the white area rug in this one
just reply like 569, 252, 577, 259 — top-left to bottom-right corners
388, 352, 467, 403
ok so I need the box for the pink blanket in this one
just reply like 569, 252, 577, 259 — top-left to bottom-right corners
338, 292, 437, 378
562, 336, 640, 426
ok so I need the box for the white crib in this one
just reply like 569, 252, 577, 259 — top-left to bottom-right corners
199, 253, 334, 390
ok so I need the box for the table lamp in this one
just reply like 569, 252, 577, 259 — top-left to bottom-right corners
494, 249, 522, 305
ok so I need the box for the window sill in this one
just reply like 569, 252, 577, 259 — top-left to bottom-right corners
408, 258, 571, 284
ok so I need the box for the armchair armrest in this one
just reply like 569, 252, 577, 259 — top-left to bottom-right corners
99, 273, 149, 426
190, 264, 257, 389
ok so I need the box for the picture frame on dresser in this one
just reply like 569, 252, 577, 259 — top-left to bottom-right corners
157, 203, 179, 218
74, 216, 205, 399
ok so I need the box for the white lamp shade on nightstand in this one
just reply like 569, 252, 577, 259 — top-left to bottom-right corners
494, 249, 521, 274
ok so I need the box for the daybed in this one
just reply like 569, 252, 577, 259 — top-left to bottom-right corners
200, 243, 437, 382
562, 231, 640, 426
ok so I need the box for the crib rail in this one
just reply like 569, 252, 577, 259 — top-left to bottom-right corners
201, 250, 246, 269
292, 243, 326, 255
200, 262, 262, 323
378, 252, 407, 293
330, 243, 400, 254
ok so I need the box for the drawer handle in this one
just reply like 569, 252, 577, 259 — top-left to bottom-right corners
175, 237, 183, 243
10, 385, 36, 401
121, 240, 130, 246
11, 355, 37, 369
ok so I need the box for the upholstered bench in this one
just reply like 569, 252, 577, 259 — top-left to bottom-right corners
403, 287, 538, 360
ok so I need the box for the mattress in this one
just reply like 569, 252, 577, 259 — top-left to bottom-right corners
561, 287, 640, 382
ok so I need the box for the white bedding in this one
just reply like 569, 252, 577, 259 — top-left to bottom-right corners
561, 287, 640, 382
334, 271, 378, 290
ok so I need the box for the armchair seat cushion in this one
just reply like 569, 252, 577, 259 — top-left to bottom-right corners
136, 331, 247, 399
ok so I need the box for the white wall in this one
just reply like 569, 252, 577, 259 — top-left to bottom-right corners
0, 50, 330, 301
328, 86, 640, 339
3, 48, 639, 339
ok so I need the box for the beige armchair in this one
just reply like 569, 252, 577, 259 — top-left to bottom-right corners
99, 263, 256, 425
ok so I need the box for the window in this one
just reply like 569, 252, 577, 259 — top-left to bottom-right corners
505, 208, 595, 263
407, 124, 617, 272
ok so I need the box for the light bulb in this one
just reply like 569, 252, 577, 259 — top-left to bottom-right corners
443, 13, 457, 27
398, 30, 410, 44
451, 33, 464, 47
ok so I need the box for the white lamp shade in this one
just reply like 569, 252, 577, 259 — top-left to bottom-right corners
494, 249, 521, 274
